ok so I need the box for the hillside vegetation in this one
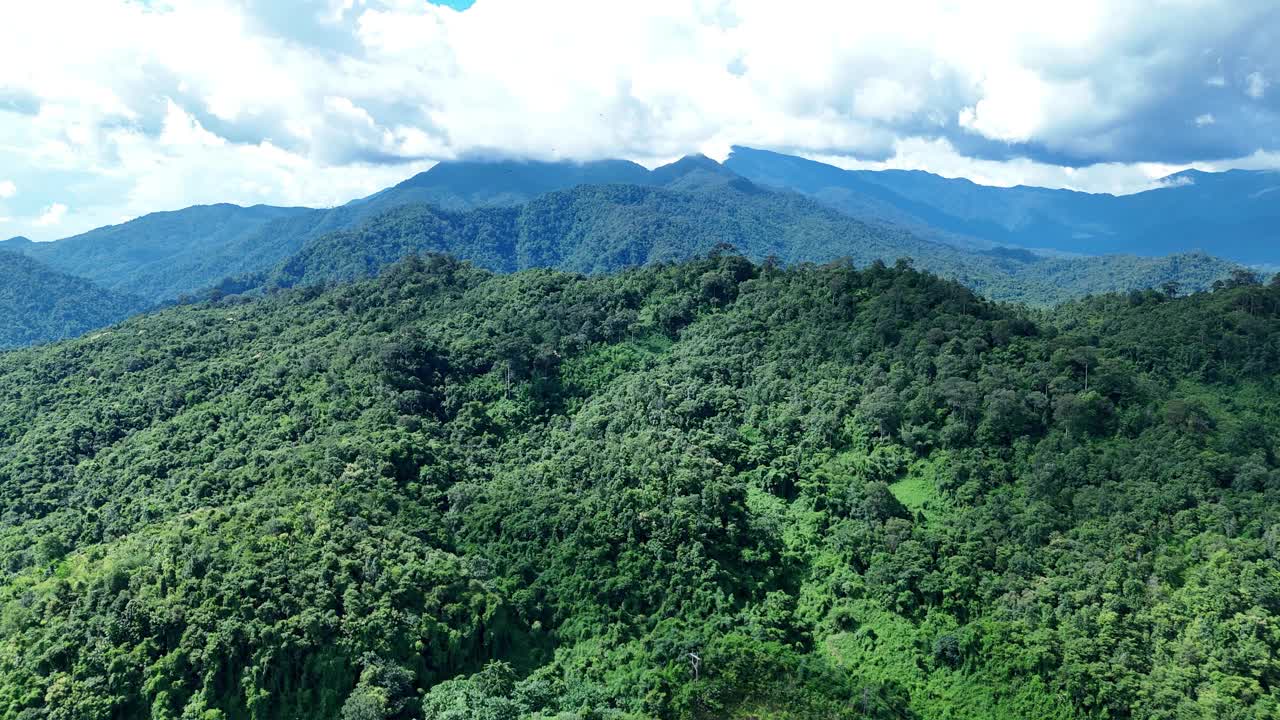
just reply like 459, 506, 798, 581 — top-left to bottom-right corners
231, 183, 1238, 307
0, 250, 143, 349
0, 253, 1278, 718
1, 205, 313, 303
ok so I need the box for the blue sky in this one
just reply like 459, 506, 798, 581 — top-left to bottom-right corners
1, 0, 1277, 241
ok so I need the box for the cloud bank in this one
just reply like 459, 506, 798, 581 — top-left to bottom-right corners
1, 0, 1278, 239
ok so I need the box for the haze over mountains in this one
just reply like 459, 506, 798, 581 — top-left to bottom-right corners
725, 147, 1280, 264
1, 147, 1270, 349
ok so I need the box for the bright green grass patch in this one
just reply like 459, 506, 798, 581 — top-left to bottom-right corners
889, 455, 948, 522
560, 334, 673, 396
819, 602, 1072, 720
889, 475, 933, 514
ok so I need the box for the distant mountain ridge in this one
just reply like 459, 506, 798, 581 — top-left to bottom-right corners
0, 156, 725, 303
10, 149, 1278, 291
381, 157, 654, 208
1, 204, 313, 302
724, 146, 1280, 264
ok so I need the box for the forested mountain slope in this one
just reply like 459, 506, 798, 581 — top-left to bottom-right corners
0, 250, 143, 349
190, 158, 670, 294
726, 146, 1280, 264
249, 182, 1238, 306
260, 181, 961, 286
0, 204, 313, 302
0, 253, 1278, 718
0, 171, 1239, 355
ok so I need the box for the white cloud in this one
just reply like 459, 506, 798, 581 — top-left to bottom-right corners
34, 203, 68, 227
89, 102, 434, 223
321, 0, 360, 24
0, 181, 14, 199
1246, 71, 1269, 99
853, 78, 922, 123
958, 67, 1048, 143
807, 137, 1204, 196
1195, 114, 1216, 127
1197, 148, 1280, 172
159, 100, 227, 150
0, 0, 1277, 241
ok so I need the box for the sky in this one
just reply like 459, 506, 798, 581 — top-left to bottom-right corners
1, 0, 1278, 241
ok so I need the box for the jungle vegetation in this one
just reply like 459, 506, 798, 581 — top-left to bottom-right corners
0, 252, 1277, 718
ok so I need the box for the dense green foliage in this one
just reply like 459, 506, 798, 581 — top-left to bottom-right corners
0, 250, 143, 349
726, 146, 1280, 265
975, 248, 1238, 305
1, 252, 1279, 718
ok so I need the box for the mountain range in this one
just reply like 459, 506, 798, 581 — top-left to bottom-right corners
0, 157, 705, 304
252, 176, 1237, 310
3, 147, 1273, 349
724, 146, 1280, 264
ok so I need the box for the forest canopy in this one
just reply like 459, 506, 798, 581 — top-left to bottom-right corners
0, 250, 143, 350
0, 253, 1277, 718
